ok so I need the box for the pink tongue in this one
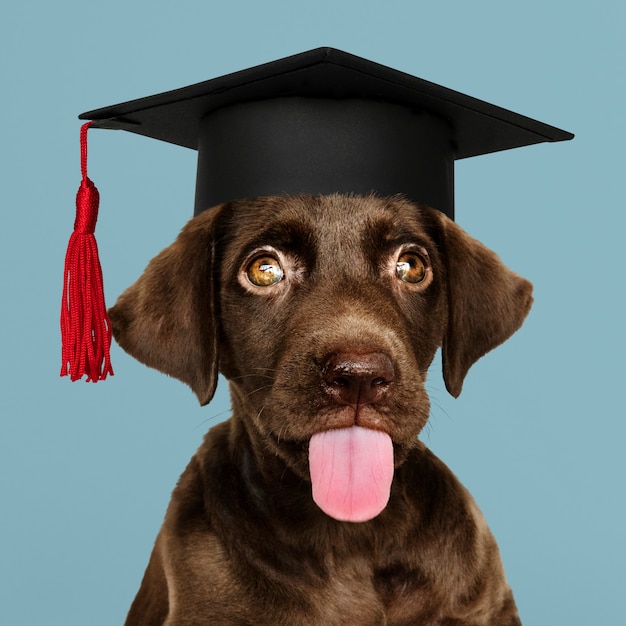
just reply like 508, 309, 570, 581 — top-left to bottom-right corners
308, 426, 394, 523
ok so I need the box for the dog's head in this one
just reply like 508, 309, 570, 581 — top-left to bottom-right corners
110, 195, 532, 516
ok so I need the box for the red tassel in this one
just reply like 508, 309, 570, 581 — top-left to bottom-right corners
60, 122, 113, 382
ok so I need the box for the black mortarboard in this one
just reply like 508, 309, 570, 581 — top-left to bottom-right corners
63, 47, 573, 384
79, 47, 573, 220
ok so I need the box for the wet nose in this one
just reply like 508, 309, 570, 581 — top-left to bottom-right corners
321, 352, 395, 407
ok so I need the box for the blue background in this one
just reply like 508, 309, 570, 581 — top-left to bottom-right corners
1, 1, 624, 624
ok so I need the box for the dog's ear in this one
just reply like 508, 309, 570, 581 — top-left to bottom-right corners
108, 206, 225, 406
436, 213, 533, 398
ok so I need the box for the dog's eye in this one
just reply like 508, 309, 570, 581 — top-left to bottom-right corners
246, 255, 284, 287
396, 252, 427, 284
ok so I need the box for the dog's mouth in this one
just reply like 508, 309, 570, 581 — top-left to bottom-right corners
258, 344, 427, 523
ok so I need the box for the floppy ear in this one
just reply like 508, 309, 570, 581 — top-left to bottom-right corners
108, 206, 225, 405
437, 213, 533, 398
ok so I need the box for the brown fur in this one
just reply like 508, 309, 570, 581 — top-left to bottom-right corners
110, 195, 532, 625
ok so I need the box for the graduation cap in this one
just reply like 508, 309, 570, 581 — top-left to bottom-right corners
61, 47, 573, 383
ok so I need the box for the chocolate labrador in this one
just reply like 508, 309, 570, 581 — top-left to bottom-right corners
110, 194, 532, 625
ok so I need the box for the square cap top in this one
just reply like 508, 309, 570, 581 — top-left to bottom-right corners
80, 47, 574, 218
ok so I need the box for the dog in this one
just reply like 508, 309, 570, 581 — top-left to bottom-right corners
110, 194, 532, 625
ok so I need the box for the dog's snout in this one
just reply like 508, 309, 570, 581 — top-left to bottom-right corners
321, 352, 395, 408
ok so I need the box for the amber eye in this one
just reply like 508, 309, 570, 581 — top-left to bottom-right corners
396, 252, 427, 284
246, 254, 284, 287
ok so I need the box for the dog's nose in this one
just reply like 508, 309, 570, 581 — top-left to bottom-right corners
321, 352, 395, 407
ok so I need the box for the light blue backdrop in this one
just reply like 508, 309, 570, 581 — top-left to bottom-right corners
1, 1, 623, 624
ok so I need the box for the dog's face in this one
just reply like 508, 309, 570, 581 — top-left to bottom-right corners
215, 196, 448, 474
110, 194, 532, 516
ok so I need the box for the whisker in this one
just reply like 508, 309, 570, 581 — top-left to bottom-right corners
244, 384, 274, 398
254, 405, 266, 427
228, 373, 275, 382
194, 406, 233, 430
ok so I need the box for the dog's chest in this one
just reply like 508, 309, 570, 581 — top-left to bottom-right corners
310, 572, 387, 625
293, 556, 436, 626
